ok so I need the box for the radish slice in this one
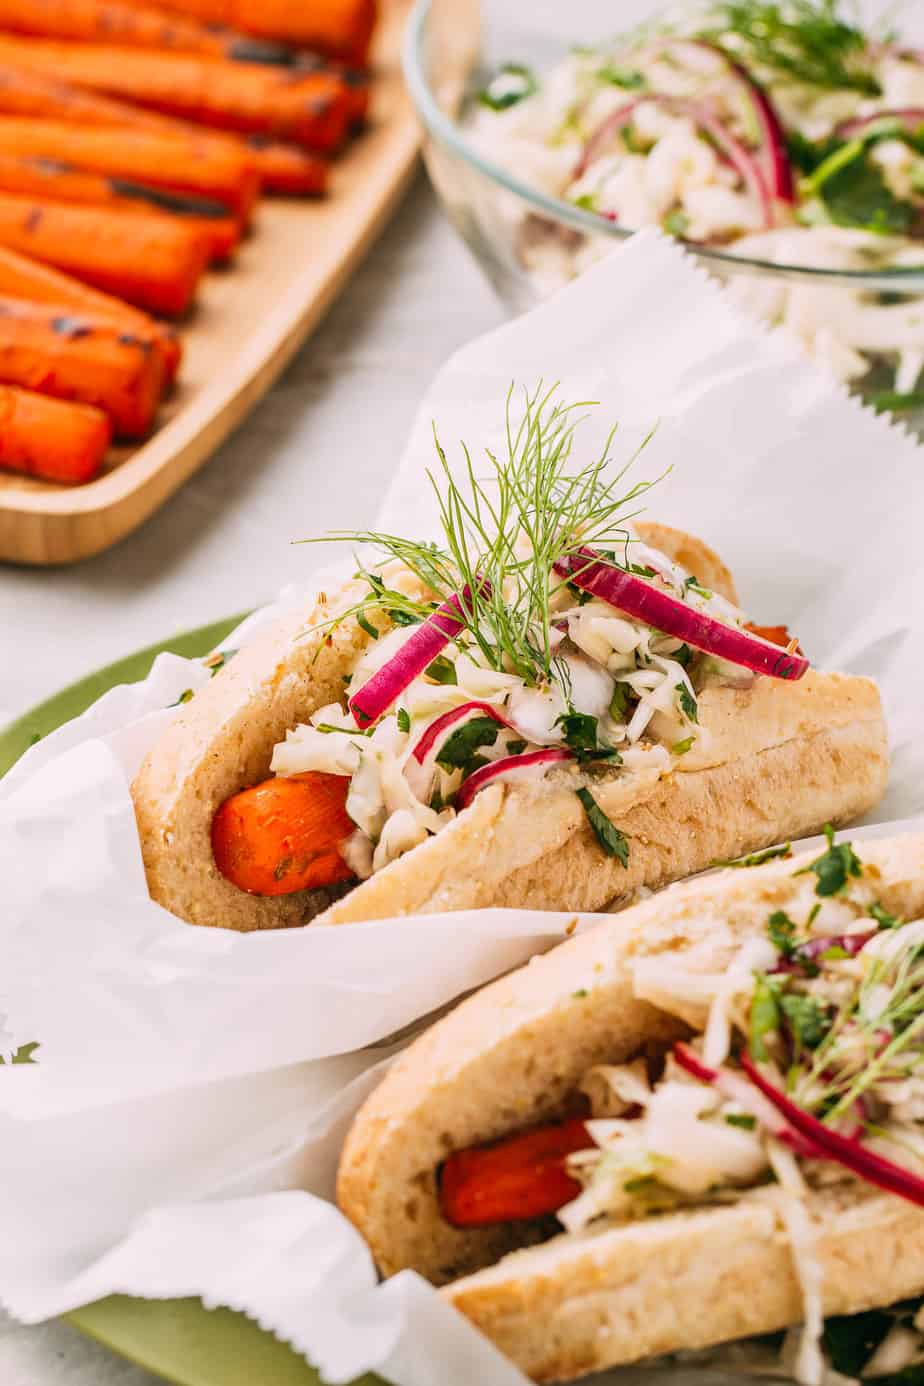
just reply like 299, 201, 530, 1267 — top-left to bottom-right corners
673, 1043, 822, 1160
576, 95, 773, 228
455, 747, 574, 811
740, 1052, 924, 1210
349, 586, 486, 728
411, 700, 512, 765
553, 549, 809, 681
836, 108, 924, 141
771, 930, 876, 975
644, 38, 794, 203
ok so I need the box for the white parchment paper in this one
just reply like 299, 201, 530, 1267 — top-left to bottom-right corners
1, 230, 923, 1384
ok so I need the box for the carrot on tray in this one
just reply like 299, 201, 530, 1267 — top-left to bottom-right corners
0, 37, 354, 152
439, 1119, 591, 1229
0, 117, 260, 221
0, 296, 167, 438
120, 0, 378, 65
0, 245, 181, 382
0, 383, 111, 484
0, 154, 241, 264
0, 194, 209, 316
0, 0, 298, 66
0, 66, 329, 196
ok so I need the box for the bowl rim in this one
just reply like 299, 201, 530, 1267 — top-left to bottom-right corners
402, 0, 924, 290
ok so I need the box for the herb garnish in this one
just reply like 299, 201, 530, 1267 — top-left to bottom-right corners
478, 62, 538, 111
796, 824, 863, 896
576, 787, 629, 864
425, 656, 458, 685
556, 712, 622, 764
701, 0, 880, 95
397, 708, 411, 733
715, 843, 792, 868
436, 716, 501, 775
675, 683, 698, 722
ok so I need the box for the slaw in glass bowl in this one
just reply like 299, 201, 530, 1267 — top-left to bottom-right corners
403, 0, 924, 416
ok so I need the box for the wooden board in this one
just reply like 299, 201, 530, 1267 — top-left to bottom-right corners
0, 0, 419, 567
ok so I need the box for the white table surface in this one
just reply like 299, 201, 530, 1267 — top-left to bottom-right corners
0, 172, 504, 1383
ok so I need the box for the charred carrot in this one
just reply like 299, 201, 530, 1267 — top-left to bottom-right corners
0, 194, 209, 316
211, 773, 356, 897
0, 0, 297, 66
0, 117, 259, 220
120, 0, 378, 65
0, 66, 327, 196
0, 37, 353, 151
439, 1119, 591, 1228
0, 245, 181, 382
0, 296, 167, 438
0, 383, 110, 483
0, 154, 240, 263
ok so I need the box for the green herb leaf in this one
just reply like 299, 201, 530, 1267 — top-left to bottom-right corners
780, 992, 831, 1051
797, 824, 863, 897
556, 712, 622, 764
597, 63, 645, 90
663, 209, 690, 238
576, 787, 629, 865
506, 738, 528, 756
672, 736, 695, 756
703, 1, 880, 95
170, 688, 194, 707
609, 681, 632, 722
388, 609, 422, 627
675, 683, 698, 723
397, 708, 411, 733
870, 902, 902, 930
767, 908, 798, 957
478, 62, 538, 111
436, 716, 501, 773
357, 611, 380, 640
573, 192, 599, 212
425, 656, 458, 685
724, 1112, 757, 1130
807, 142, 916, 235
749, 975, 781, 1060
870, 391, 924, 417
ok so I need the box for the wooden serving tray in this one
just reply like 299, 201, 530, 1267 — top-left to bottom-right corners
0, 0, 419, 566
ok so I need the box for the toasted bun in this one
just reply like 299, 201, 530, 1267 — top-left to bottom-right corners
131, 525, 886, 931
337, 834, 924, 1281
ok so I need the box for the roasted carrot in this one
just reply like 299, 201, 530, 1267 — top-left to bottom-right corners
0, 66, 328, 196
211, 773, 356, 897
0, 383, 110, 483
0, 117, 259, 220
120, 0, 378, 65
0, 37, 353, 151
0, 0, 297, 66
0, 245, 181, 382
0, 154, 240, 263
0, 194, 209, 316
439, 1120, 591, 1228
0, 296, 167, 438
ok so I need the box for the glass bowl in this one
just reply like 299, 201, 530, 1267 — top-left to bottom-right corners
402, 0, 924, 416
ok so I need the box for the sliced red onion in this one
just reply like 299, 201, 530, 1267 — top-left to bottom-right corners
455, 747, 574, 812
673, 1043, 822, 1160
554, 549, 809, 681
771, 930, 876, 975
349, 585, 487, 728
740, 1052, 924, 1211
411, 700, 512, 766
645, 38, 794, 202
576, 95, 773, 228
836, 108, 924, 141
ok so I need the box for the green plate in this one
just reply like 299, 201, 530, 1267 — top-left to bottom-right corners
0, 616, 381, 1386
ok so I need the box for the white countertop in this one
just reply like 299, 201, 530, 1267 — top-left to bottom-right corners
0, 173, 504, 1383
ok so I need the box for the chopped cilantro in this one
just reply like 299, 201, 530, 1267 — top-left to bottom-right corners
630, 563, 658, 578
576, 788, 629, 865
675, 683, 698, 723
806, 142, 916, 236
388, 609, 421, 627
357, 611, 379, 640
780, 992, 831, 1051
436, 716, 500, 774
425, 656, 457, 685
749, 975, 781, 1060
724, 1112, 757, 1130
870, 902, 901, 930
396, 708, 411, 733
171, 688, 194, 707
684, 575, 713, 598
767, 908, 798, 957
796, 824, 862, 897
506, 738, 528, 756
609, 681, 633, 722
556, 712, 622, 764
673, 643, 693, 668
672, 736, 695, 756
478, 62, 537, 111
596, 63, 645, 89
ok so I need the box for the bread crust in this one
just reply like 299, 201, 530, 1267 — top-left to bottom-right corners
336, 835, 924, 1291
130, 525, 886, 931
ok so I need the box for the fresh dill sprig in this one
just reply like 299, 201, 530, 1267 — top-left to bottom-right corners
299, 383, 662, 690
699, 0, 881, 95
